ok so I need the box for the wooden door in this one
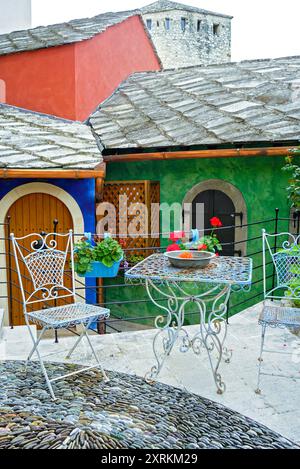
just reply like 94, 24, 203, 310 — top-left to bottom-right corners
192, 190, 236, 256
5, 193, 74, 326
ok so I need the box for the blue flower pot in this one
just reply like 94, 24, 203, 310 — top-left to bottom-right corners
77, 257, 123, 278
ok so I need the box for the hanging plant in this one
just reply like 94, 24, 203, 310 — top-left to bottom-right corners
74, 236, 124, 278
73, 240, 95, 276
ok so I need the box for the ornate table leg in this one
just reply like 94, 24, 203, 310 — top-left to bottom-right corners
188, 285, 231, 394
144, 279, 187, 384
144, 280, 232, 394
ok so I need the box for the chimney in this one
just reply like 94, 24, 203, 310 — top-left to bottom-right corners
0, 0, 31, 34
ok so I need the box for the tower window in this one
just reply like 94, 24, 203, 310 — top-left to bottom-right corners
157, 20, 160, 27
213, 23, 220, 35
197, 20, 202, 32
181, 17, 187, 32
165, 18, 171, 30
146, 19, 152, 30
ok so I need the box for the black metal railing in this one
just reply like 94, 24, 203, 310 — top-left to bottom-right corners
0, 209, 298, 335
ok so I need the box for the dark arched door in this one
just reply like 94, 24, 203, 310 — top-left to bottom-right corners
192, 190, 235, 256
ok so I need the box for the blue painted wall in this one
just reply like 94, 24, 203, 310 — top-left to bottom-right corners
0, 178, 95, 232
0, 178, 96, 304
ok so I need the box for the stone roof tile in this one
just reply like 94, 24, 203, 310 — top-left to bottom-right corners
0, 105, 102, 170
89, 56, 300, 151
0, 10, 137, 56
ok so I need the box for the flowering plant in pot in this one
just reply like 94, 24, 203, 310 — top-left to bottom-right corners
74, 236, 124, 278
166, 217, 223, 255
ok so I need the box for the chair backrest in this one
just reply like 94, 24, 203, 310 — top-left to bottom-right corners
10, 230, 76, 310
263, 229, 300, 301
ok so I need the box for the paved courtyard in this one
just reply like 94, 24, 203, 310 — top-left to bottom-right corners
1, 302, 300, 445
0, 361, 296, 449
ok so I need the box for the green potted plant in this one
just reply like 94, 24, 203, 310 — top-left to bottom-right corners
74, 237, 124, 278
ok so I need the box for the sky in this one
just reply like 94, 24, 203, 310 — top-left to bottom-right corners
31, 0, 300, 62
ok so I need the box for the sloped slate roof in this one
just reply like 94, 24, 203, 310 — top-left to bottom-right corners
89, 56, 300, 151
0, 10, 137, 56
141, 1, 233, 19
0, 2, 232, 57
0, 105, 102, 169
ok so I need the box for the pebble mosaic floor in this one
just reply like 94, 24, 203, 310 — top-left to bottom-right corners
0, 361, 298, 450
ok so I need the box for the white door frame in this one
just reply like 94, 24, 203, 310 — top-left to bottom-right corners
0, 182, 85, 326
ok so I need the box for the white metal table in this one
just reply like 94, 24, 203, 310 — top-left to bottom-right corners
125, 254, 252, 394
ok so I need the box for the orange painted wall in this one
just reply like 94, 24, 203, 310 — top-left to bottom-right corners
74, 15, 161, 120
0, 15, 160, 120
0, 44, 76, 119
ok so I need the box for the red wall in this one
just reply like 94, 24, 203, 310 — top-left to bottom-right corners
0, 15, 160, 120
0, 44, 76, 119
75, 16, 161, 120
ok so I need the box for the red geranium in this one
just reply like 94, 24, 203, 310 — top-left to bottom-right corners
210, 217, 223, 228
169, 231, 185, 242
167, 243, 180, 252
119, 238, 128, 249
197, 244, 208, 251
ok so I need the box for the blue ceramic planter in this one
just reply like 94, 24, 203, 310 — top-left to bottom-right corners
78, 257, 123, 278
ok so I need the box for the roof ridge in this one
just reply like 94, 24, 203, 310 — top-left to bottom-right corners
141, 0, 233, 19
0, 103, 84, 125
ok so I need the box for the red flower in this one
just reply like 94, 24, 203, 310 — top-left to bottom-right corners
215, 253, 220, 257
167, 244, 180, 252
210, 217, 223, 228
119, 238, 127, 249
169, 231, 185, 242
198, 244, 208, 251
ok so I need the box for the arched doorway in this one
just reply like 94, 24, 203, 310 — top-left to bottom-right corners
192, 190, 236, 256
183, 179, 248, 257
5, 193, 74, 326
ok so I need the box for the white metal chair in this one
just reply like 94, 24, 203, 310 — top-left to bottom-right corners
256, 229, 300, 393
10, 230, 110, 400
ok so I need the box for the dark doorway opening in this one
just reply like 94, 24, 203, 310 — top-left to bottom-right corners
192, 189, 235, 256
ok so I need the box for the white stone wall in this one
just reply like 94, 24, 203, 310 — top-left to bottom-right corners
0, 0, 31, 34
142, 9, 231, 68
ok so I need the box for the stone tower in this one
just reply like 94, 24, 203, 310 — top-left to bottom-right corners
0, 0, 31, 34
141, 0, 232, 69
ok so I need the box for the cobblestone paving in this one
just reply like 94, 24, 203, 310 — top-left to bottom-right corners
0, 361, 298, 450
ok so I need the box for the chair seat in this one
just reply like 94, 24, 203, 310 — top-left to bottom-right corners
26, 303, 110, 329
259, 304, 300, 328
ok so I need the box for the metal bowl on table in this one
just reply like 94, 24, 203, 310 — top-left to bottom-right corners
164, 251, 216, 269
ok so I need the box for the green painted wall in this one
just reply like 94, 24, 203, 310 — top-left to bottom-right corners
104, 155, 293, 328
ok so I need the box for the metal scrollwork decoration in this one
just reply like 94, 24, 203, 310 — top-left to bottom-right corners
126, 254, 252, 395
263, 231, 300, 302
10, 231, 75, 306
144, 278, 232, 394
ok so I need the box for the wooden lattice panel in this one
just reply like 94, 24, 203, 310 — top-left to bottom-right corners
98, 181, 160, 257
